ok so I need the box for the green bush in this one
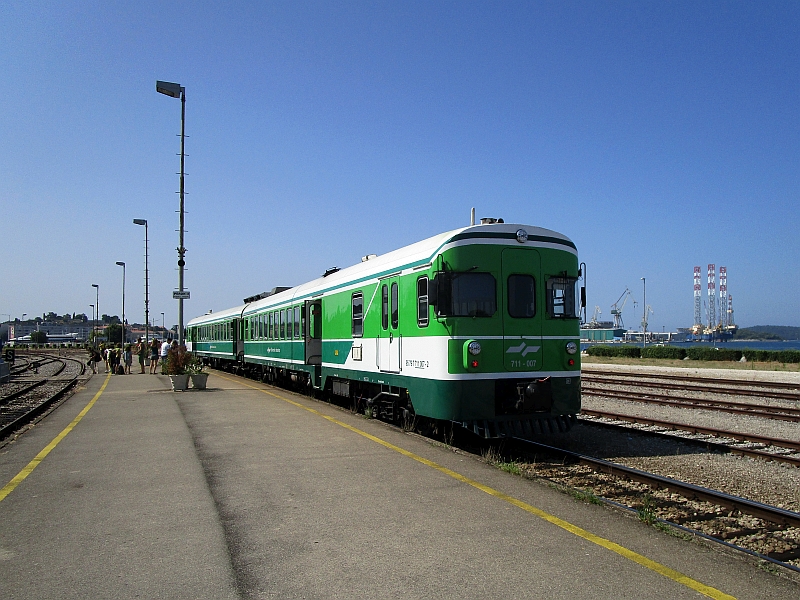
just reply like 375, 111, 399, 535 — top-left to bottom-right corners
641, 346, 686, 359
685, 347, 742, 361
586, 345, 641, 358
741, 349, 800, 363
586, 344, 800, 363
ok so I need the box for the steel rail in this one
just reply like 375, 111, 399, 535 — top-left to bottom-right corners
511, 437, 800, 529
0, 380, 49, 407
582, 387, 800, 422
578, 418, 800, 468
581, 369, 800, 397
581, 408, 800, 451
582, 374, 800, 401
0, 379, 79, 440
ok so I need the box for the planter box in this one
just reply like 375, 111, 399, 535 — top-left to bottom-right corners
190, 373, 209, 390
169, 374, 189, 391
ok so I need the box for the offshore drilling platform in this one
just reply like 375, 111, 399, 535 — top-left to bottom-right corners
688, 264, 738, 341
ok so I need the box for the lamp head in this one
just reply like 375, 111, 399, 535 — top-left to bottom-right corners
92, 284, 98, 288
116, 261, 125, 267
133, 219, 147, 226
156, 81, 183, 98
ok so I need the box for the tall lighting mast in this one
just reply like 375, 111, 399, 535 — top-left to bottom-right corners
133, 219, 149, 345
156, 80, 188, 346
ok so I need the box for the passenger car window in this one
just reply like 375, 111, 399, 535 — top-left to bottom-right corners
417, 277, 428, 327
352, 293, 363, 337
381, 285, 388, 330
391, 282, 399, 329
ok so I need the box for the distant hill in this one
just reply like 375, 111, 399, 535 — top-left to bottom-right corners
734, 325, 800, 340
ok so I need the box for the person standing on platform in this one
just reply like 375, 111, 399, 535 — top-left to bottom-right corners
101, 343, 109, 373
160, 338, 171, 373
136, 338, 147, 374
149, 338, 160, 374
123, 344, 133, 375
108, 345, 118, 374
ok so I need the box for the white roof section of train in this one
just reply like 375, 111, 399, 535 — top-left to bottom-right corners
187, 223, 576, 328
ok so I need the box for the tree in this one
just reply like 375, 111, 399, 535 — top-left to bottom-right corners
30, 330, 48, 343
106, 323, 123, 344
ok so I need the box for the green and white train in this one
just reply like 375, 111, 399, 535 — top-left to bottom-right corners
187, 221, 584, 438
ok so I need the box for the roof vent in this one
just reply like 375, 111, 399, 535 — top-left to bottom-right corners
361, 254, 377, 262
480, 217, 505, 224
323, 267, 340, 277
243, 286, 291, 304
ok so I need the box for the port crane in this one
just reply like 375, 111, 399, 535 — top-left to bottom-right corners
610, 288, 631, 329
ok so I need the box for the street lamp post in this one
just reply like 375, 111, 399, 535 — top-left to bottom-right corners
89, 305, 94, 345
641, 277, 647, 348
133, 219, 149, 345
92, 284, 99, 347
116, 262, 126, 345
156, 80, 187, 346
161, 312, 165, 337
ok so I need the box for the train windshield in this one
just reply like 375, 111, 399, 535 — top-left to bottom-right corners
437, 272, 496, 317
546, 276, 580, 319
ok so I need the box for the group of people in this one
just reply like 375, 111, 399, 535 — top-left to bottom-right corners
87, 338, 177, 375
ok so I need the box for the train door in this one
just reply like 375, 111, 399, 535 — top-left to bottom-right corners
233, 317, 244, 361
501, 248, 542, 372
304, 299, 322, 387
377, 278, 401, 372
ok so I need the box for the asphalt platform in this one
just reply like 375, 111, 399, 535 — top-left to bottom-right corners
0, 369, 797, 599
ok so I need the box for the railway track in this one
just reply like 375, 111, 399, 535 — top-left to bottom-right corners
509, 437, 800, 572
0, 353, 87, 441
579, 409, 800, 466
582, 386, 800, 422
582, 369, 800, 400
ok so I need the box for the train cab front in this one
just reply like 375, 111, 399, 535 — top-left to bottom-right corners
431, 231, 582, 439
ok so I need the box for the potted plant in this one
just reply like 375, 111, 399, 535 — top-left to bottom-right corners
186, 356, 209, 390
164, 344, 190, 391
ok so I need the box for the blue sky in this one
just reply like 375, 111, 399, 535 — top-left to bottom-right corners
1, 1, 798, 332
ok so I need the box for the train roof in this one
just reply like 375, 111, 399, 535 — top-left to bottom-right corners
187, 222, 576, 326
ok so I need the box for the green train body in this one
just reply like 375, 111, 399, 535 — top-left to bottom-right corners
187, 223, 582, 438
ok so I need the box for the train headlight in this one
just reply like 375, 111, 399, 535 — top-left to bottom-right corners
516, 229, 528, 243
468, 341, 482, 356
565, 341, 578, 355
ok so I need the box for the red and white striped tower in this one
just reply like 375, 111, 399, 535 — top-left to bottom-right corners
719, 267, 728, 328
693, 267, 702, 326
728, 295, 735, 327
707, 264, 716, 328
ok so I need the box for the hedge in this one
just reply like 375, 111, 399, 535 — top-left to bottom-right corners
641, 346, 686, 360
586, 345, 641, 358
585, 344, 800, 363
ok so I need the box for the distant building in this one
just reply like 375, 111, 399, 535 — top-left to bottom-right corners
9, 322, 92, 342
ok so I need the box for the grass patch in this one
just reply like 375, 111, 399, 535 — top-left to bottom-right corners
482, 446, 522, 475
567, 487, 605, 506
637, 494, 658, 525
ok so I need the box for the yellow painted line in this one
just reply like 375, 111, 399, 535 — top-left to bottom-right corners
215, 372, 736, 600
0, 372, 111, 503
